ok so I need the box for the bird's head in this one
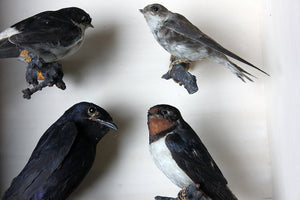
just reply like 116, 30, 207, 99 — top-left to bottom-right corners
59, 7, 93, 29
139, 4, 169, 28
147, 104, 181, 137
64, 102, 117, 140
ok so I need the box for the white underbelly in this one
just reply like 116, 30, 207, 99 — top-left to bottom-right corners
46, 38, 84, 62
149, 136, 194, 188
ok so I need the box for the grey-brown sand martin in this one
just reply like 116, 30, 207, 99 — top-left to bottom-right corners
140, 4, 269, 82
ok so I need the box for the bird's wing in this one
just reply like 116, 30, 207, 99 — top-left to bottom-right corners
165, 128, 227, 185
3, 121, 78, 199
9, 11, 82, 49
164, 14, 269, 75
166, 125, 238, 200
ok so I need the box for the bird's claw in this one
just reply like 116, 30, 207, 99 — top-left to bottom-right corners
178, 184, 210, 200
169, 58, 190, 75
162, 56, 198, 94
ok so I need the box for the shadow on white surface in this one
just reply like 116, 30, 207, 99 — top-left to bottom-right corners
62, 26, 118, 83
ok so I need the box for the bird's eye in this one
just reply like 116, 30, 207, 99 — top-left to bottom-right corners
81, 16, 86, 21
161, 109, 168, 116
152, 6, 159, 12
88, 107, 96, 114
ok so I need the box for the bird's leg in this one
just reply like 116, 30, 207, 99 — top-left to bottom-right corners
170, 55, 176, 62
169, 56, 190, 76
177, 184, 211, 200
177, 186, 188, 200
168, 56, 191, 85
170, 55, 190, 70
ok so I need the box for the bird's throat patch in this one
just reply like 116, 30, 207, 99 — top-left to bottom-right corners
148, 117, 173, 136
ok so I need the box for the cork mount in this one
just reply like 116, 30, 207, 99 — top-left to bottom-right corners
18, 49, 66, 99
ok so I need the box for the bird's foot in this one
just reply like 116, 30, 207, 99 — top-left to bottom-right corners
19, 49, 32, 63
167, 56, 190, 86
169, 57, 190, 76
37, 71, 45, 80
170, 55, 176, 62
162, 57, 198, 94
178, 184, 210, 200
19, 50, 45, 67
170, 56, 190, 71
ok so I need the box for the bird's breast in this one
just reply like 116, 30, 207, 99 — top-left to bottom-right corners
154, 27, 209, 61
149, 136, 193, 188
42, 34, 84, 62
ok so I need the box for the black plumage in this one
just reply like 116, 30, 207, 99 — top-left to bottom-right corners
2, 102, 117, 200
0, 7, 93, 99
0, 7, 92, 62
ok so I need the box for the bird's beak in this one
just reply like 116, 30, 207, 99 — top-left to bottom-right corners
148, 113, 159, 119
90, 117, 118, 130
89, 23, 94, 28
98, 119, 118, 130
139, 8, 145, 14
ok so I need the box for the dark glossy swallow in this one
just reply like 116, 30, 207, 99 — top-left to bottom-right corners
147, 104, 237, 200
2, 102, 117, 200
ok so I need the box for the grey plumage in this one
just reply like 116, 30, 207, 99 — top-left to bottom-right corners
140, 4, 269, 82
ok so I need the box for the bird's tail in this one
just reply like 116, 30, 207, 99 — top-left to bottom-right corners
213, 185, 238, 200
209, 52, 255, 82
226, 59, 255, 82
0, 39, 21, 58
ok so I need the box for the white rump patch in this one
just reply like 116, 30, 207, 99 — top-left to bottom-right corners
0, 27, 20, 40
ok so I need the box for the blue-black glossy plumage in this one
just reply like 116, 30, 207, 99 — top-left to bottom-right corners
2, 102, 117, 200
